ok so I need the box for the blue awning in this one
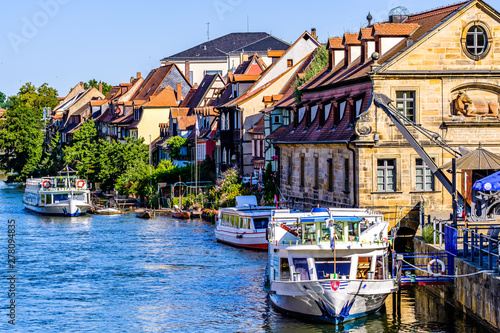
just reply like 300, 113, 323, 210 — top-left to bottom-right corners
300, 216, 362, 223
472, 170, 500, 191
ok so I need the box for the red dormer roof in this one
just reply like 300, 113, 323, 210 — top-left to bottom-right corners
143, 87, 179, 107
343, 33, 362, 45
328, 37, 344, 50
358, 27, 375, 41
372, 23, 420, 37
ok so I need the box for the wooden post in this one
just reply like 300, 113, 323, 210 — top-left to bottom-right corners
396, 254, 403, 316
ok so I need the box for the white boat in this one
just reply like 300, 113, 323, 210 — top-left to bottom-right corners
215, 195, 284, 250
266, 207, 396, 324
23, 167, 91, 217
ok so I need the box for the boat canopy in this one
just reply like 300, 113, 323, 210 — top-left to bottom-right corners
235, 195, 258, 207
300, 216, 362, 223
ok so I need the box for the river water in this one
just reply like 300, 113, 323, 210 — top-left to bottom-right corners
0, 183, 491, 332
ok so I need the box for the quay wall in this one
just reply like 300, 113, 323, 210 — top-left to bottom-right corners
414, 237, 500, 331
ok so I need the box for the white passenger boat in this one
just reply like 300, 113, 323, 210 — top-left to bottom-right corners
23, 167, 91, 217
266, 207, 396, 324
215, 195, 284, 250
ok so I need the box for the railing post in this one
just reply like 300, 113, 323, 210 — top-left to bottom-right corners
433, 218, 437, 245
479, 234, 484, 266
463, 230, 468, 257
470, 232, 475, 262
488, 240, 493, 271
439, 220, 443, 247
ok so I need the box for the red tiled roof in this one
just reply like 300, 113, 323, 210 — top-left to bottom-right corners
268, 50, 285, 58
177, 115, 196, 130
133, 64, 175, 101
343, 33, 361, 45
170, 107, 190, 118
143, 87, 179, 107
232, 74, 261, 82
358, 28, 374, 41
247, 115, 265, 134
373, 23, 419, 36
90, 100, 108, 106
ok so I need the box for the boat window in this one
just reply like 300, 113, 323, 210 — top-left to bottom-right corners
73, 194, 85, 201
53, 194, 68, 202
357, 257, 372, 279
280, 258, 291, 281
320, 223, 330, 240
41, 194, 46, 205
333, 223, 343, 241
303, 223, 316, 242
46, 194, 52, 204
253, 218, 268, 229
231, 215, 235, 227
315, 258, 351, 279
293, 258, 310, 281
234, 215, 240, 228
375, 256, 384, 279
348, 223, 358, 241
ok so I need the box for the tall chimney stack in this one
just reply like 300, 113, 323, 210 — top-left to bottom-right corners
177, 83, 182, 103
185, 61, 190, 84
311, 28, 317, 40
98, 82, 103, 93
137, 72, 141, 79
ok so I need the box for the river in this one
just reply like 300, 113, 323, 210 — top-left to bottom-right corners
0, 182, 491, 332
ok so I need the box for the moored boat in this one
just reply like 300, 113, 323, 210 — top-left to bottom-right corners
266, 207, 396, 324
215, 195, 288, 250
94, 207, 122, 215
23, 167, 90, 217
136, 209, 153, 219
171, 205, 191, 219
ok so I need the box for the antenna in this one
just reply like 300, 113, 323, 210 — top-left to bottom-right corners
206, 22, 210, 41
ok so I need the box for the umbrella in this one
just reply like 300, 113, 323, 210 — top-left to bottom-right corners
472, 170, 500, 191
440, 143, 500, 170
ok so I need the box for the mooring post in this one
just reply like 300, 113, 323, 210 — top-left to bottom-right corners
396, 254, 402, 315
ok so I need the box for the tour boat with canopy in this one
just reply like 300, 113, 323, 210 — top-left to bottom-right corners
266, 207, 396, 324
215, 195, 286, 250
23, 166, 91, 216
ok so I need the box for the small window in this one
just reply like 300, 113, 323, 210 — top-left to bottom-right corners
273, 115, 281, 124
344, 158, 350, 192
280, 258, 291, 281
327, 159, 333, 191
310, 105, 318, 124
298, 106, 306, 123
339, 101, 346, 122
324, 103, 332, 124
377, 159, 396, 192
357, 257, 372, 279
287, 155, 292, 185
314, 156, 319, 188
300, 155, 305, 187
416, 158, 434, 191
221, 113, 226, 130
287, 59, 293, 67
396, 91, 415, 122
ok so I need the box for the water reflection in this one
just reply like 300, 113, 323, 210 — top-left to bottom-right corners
0, 185, 493, 332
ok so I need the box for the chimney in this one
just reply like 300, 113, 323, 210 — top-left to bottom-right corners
185, 61, 190, 84
137, 72, 141, 79
98, 82, 102, 93
177, 83, 182, 102
311, 28, 317, 40
80, 81, 84, 87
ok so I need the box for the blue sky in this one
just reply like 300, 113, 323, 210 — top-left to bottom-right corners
0, 0, 467, 97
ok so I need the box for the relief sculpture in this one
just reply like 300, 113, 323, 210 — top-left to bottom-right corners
453, 91, 500, 119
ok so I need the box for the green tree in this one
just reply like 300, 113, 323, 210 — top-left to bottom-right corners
84, 79, 113, 96
0, 83, 59, 181
0, 91, 11, 109
38, 132, 64, 176
166, 136, 188, 160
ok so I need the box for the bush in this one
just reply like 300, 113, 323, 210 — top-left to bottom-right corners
422, 224, 435, 244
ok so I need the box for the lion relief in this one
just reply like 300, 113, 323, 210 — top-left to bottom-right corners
453, 91, 500, 119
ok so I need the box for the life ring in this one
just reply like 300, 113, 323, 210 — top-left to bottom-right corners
77, 180, 85, 188
42, 180, 51, 188
427, 259, 446, 276
280, 224, 298, 236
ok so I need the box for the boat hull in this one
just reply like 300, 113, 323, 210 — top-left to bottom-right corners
215, 228, 268, 250
269, 279, 394, 324
171, 211, 191, 219
24, 201, 89, 217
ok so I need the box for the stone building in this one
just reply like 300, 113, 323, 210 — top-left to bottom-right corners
271, 0, 500, 227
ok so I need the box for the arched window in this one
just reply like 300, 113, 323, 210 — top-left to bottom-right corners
222, 148, 227, 163
221, 113, 226, 130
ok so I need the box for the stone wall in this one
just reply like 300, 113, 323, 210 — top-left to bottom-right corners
414, 237, 500, 330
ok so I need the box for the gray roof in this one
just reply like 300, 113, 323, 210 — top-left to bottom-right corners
161, 32, 289, 62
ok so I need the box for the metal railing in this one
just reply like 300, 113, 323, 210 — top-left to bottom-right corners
424, 217, 499, 274
463, 227, 499, 271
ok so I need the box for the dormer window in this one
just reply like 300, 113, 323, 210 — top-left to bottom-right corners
462, 21, 492, 61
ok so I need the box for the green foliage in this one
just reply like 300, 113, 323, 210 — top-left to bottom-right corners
166, 136, 188, 160
0, 83, 59, 180
83, 79, 113, 96
209, 167, 242, 208
0, 91, 11, 109
293, 45, 329, 103
422, 224, 435, 244
38, 132, 64, 176
263, 162, 279, 203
